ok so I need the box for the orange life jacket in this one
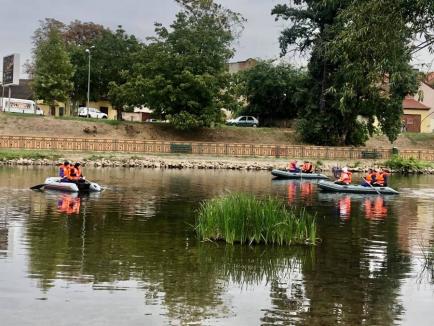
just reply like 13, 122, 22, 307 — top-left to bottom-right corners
365, 173, 373, 182
302, 162, 313, 173
288, 161, 298, 171
339, 171, 352, 184
59, 164, 70, 178
69, 166, 81, 180
375, 172, 384, 186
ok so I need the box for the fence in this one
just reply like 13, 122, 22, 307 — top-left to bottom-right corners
1, 135, 434, 161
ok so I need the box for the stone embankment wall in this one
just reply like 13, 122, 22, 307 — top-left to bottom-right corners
2, 157, 434, 174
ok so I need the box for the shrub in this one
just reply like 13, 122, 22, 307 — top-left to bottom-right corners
196, 193, 317, 246
384, 155, 432, 172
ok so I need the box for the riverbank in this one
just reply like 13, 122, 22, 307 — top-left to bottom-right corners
1, 150, 434, 174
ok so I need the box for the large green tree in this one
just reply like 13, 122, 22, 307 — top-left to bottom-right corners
273, 0, 434, 146
32, 28, 74, 112
109, 0, 244, 129
236, 61, 308, 125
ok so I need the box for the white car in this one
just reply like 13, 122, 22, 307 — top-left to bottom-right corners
78, 107, 108, 119
226, 116, 259, 127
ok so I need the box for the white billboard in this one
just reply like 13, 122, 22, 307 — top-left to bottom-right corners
2, 54, 20, 86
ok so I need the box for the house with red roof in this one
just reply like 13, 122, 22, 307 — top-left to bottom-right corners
402, 75, 434, 133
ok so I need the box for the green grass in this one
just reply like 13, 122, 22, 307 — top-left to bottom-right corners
404, 132, 434, 143
0, 149, 61, 160
384, 155, 432, 172
54, 115, 122, 126
195, 193, 317, 246
0, 112, 44, 119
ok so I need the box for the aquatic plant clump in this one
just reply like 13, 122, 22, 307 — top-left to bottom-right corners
196, 193, 317, 246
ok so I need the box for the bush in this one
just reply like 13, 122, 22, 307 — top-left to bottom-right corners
195, 193, 317, 246
384, 155, 432, 172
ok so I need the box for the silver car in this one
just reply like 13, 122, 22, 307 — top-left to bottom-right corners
226, 116, 259, 127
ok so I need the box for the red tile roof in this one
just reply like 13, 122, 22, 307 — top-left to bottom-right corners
403, 98, 430, 110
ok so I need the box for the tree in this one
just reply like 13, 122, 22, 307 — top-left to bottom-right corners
109, 0, 244, 129
236, 61, 308, 125
32, 27, 74, 112
68, 26, 142, 115
272, 0, 434, 146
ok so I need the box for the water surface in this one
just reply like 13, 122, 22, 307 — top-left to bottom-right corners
1, 167, 433, 325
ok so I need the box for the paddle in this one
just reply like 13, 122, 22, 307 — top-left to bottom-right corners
30, 184, 45, 190
362, 177, 381, 195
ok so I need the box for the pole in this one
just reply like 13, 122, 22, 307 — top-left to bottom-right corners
0, 69, 3, 112
8, 87, 11, 111
86, 50, 91, 111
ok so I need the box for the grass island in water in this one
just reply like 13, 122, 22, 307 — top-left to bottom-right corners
196, 193, 317, 246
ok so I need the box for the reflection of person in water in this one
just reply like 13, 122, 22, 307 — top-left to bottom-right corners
287, 183, 297, 204
57, 195, 81, 215
364, 197, 387, 220
338, 196, 351, 221
300, 182, 313, 199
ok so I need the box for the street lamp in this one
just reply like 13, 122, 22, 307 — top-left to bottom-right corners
85, 46, 95, 111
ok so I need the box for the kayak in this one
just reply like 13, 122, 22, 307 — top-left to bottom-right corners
271, 169, 329, 180
41, 177, 102, 192
318, 180, 399, 195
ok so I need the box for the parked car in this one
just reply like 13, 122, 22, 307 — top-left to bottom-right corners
226, 116, 259, 127
78, 107, 108, 119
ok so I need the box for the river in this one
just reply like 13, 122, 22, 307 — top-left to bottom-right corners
0, 166, 433, 325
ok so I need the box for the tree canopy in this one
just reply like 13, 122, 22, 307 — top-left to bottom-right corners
32, 28, 74, 108
109, 0, 244, 129
273, 0, 434, 145
235, 61, 307, 125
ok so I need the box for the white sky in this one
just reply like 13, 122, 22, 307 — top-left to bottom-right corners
0, 0, 432, 76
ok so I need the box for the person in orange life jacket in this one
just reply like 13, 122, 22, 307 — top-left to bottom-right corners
59, 161, 70, 181
372, 169, 389, 187
301, 161, 313, 173
361, 168, 376, 187
69, 162, 85, 183
288, 160, 300, 173
334, 167, 352, 185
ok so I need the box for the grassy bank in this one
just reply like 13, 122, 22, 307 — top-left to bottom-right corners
384, 155, 433, 172
195, 193, 317, 246
0, 149, 61, 160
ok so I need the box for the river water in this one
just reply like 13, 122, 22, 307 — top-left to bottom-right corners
0, 166, 433, 325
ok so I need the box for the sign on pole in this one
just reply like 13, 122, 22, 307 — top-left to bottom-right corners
2, 54, 20, 86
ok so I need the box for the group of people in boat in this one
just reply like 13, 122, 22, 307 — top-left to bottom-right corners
287, 159, 389, 187
59, 161, 85, 183
334, 166, 389, 187
288, 160, 314, 173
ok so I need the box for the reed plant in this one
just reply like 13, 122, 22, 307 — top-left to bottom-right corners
196, 193, 317, 246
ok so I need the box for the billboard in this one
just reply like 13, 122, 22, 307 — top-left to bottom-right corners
2, 54, 20, 86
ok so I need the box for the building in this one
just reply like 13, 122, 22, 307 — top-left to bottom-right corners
402, 76, 434, 133
227, 58, 257, 74
402, 97, 431, 132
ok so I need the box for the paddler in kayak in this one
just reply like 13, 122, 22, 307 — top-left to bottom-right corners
288, 160, 300, 173
334, 167, 352, 185
301, 161, 313, 174
59, 161, 71, 182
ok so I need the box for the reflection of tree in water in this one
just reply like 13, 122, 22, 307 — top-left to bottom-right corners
261, 204, 411, 325
26, 191, 313, 324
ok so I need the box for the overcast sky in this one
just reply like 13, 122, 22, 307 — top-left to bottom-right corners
1, 0, 433, 76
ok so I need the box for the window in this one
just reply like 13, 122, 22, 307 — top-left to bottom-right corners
100, 107, 109, 114
59, 107, 64, 116
247, 117, 254, 121
50, 107, 56, 116
239, 117, 247, 122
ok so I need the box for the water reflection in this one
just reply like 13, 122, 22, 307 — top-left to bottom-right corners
57, 194, 81, 215
0, 167, 434, 325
